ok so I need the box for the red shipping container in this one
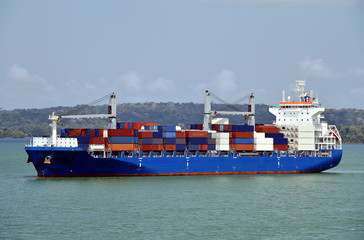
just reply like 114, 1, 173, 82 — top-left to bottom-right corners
89, 137, 106, 144
223, 125, 229, 132
140, 144, 163, 151
175, 131, 186, 138
231, 144, 254, 151
198, 145, 208, 151
230, 132, 254, 138
132, 122, 157, 129
90, 130, 96, 137
274, 144, 288, 151
185, 131, 208, 138
164, 144, 176, 151
255, 125, 280, 133
108, 129, 134, 137
138, 131, 154, 138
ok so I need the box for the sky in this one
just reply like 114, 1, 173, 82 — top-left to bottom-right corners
0, 0, 363, 110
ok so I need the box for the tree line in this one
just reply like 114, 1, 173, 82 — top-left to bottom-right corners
0, 103, 363, 143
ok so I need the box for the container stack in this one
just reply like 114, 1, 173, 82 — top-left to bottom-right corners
229, 125, 255, 151
158, 126, 187, 151
138, 130, 164, 151
185, 130, 209, 151
212, 132, 229, 151
255, 125, 289, 151
108, 129, 137, 151
254, 132, 273, 151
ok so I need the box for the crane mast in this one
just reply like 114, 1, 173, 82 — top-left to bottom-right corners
49, 93, 117, 146
203, 90, 255, 130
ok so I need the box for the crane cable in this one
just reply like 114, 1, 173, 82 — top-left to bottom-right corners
60, 92, 114, 118
209, 91, 252, 112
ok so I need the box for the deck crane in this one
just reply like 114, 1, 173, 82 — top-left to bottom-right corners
49, 93, 117, 146
203, 90, 255, 130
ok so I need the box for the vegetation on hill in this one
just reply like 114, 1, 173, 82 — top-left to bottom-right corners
0, 103, 363, 143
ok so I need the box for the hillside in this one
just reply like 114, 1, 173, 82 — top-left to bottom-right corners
0, 103, 363, 143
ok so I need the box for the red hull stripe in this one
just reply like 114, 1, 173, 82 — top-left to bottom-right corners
37, 170, 321, 178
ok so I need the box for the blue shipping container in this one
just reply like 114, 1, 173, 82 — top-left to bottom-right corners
189, 144, 199, 151
265, 133, 284, 139
109, 136, 135, 144
273, 138, 288, 145
229, 125, 254, 132
163, 132, 176, 138
231, 138, 254, 144
176, 144, 186, 151
141, 138, 153, 145
152, 132, 163, 138
187, 138, 208, 145
208, 145, 216, 150
164, 138, 176, 144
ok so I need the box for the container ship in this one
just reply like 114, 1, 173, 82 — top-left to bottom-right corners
25, 81, 342, 177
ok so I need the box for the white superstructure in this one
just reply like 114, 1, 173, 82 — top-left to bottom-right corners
269, 80, 342, 151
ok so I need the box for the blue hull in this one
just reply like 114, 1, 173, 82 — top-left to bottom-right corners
25, 147, 343, 177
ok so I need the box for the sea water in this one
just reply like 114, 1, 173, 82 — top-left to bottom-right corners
0, 139, 363, 240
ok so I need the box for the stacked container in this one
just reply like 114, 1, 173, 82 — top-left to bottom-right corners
138, 130, 164, 151
229, 125, 255, 151
158, 125, 185, 151
108, 129, 137, 151
254, 132, 273, 151
212, 132, 229, 151
185, 130, 209, 151
255, 125, 288, 151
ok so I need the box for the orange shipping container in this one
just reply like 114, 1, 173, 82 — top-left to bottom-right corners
140, 144, 164, 151
164, 144, 176, 151
185, 131, 208, 138
231, 144, 254, 151
109, 143, 136, 151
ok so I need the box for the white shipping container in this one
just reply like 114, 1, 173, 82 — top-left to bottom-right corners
216, 145, 230, 151
254, 145, 274, 151
216, 138, 229, 145
254, 138, 274, 145
212, 132, 229, 139
254, 132, 265, 139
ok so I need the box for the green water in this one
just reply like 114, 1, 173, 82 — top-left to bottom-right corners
0, 139, 363, 239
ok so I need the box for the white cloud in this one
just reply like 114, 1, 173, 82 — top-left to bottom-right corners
147, 77, 176, 94
8, 64, 47, 85
352, 67, 364, 77
299, 56, 339, 79
115, 71, 143, 93
194, 69, 240, 101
